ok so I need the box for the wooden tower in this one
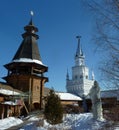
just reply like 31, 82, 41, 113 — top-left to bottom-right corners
3, 17, 48, 111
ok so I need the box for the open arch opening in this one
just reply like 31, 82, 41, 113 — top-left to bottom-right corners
33, 102, 40, 110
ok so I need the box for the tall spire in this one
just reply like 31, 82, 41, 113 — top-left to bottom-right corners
66, 68, 69, 80
75, 36, 85, 66
75, 36, 83, 57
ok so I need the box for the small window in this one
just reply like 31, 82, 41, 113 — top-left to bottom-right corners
75, 75, 77, 79
80, 75, 83, 79
36, 86, 39, 90
86, 75, 88, 79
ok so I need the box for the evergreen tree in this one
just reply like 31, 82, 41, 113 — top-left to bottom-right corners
44, 89, 63, 125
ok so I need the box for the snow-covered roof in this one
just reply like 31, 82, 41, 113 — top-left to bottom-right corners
0, 88, 20, 96
12, 58, 46, 66
2, 101, 18, 106
56, 92, 82, 101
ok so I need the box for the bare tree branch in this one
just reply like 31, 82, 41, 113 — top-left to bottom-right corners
84, 0, 119, 89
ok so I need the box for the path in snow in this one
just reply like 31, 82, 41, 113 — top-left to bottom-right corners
0, 117, 23, 130
71, 113, 106, 130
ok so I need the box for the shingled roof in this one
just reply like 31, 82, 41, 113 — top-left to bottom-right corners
12, 19, 42, 63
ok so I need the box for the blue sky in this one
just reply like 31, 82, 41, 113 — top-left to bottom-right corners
0, 0, 101, 91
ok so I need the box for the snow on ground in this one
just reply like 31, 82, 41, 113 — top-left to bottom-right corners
41, 113, 106, 130
0, 113, 112, 130
70, 113, 105, 130
0, 117, 23, 130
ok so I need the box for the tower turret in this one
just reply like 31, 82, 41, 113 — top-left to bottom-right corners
66, 36, 94, 97
3, 14, 48, 111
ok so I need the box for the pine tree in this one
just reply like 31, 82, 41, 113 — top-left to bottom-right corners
44, 89, 63, 125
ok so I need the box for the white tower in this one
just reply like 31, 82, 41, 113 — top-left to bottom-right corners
66, 36, 94, 97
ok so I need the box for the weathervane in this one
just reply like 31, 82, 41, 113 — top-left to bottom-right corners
30, 10, 34, 17
76, 35, 81, 40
